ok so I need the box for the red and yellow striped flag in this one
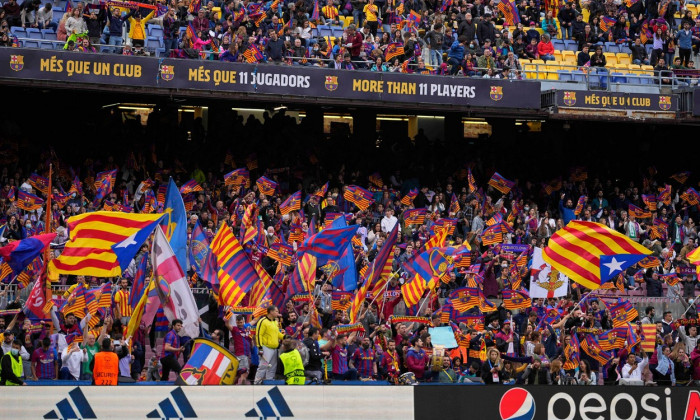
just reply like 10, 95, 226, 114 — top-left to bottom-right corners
401, 274, 427, 307
543, 221, 651, 290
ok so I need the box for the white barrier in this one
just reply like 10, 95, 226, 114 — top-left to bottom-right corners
4, 385, 414, 419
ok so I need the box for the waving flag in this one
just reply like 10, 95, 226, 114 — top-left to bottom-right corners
488, 172, 515, 194
129, 255, 148, 310
502, 289, 531, 310
580, 335, 613, 364
449, 287, 480, 312
179, 179, 203, 195
93, 169, 117, 205
563, 332, 580, 370
671, 171, 691, 184
160, 178, 188, 273
256, 176, 278, 196
400, 188, 418, 206
49, 212, 163, 278
314, 182, 329, 198
642, 194, 657, 211
267, 242, 294, 266
300, 225, 358, 260
177, 338, 239, 385
24, 277, 49, 321
530, 247, 568, 298
224, 168, 249, 187
324, 215, 358, 291
331, 291, 353, 311
344, 185, 374, 210
449, 194, 460, 215
17, 191, 44, 211
189, 220, 209, 275
609, 298, 638, 328
385, 42, 405, 61
600, 16, 617, 32
629, 204, 651, 219
152, 228, 200, 338
497, 0, 520, 25
404, 208, 427, 225
481, 224, 503, 246
543, 221, 651, 290
243, 44, 265, 63
657, 184, 671, 205
574, 196, 587, 216
209, 224, 259, 307
280, 191, 301, 215
28, 173, 49, 195
61, 283, 87, 318
0, 233, 55, 274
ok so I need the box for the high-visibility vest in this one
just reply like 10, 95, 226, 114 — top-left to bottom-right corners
93, 351, 119, 386
2, 353, 23, 385
279, 349, 305, 385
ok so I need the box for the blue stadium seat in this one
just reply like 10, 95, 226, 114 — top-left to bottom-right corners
611, 72, 627, 83
626, 75, 641, 84
149, 26, 164, 38
55, 42, 65, 50
571, 71, 586, 82
39, 41, 54, 49
604, 42, 618, 53
644, 44, 653, 56
640, 74, 654, 85
552, 39, 565, 50
23, 40, 39, 48
563, 39, 578, 51
56, 0, 67, 9
10, 27, 27, 39
619, 45, 632, 54
179, 26, 187, 38
319, 27, 332, 37
42, 29, 57, 40
100, 46, 112, 53
558, 70, 572, 81
26, 27, 42, 39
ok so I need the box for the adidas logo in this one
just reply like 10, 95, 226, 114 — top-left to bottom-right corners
147, 387, 198, 420
44, 387, 97, 420
245, 386, 294, 420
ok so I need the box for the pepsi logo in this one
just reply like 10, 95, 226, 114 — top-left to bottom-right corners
499, 388, 536, 420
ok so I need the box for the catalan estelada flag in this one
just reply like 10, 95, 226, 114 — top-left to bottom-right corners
400, 188, 418, 206
16, 191, 44, 211
280, 191, 301, 215
344, 185, 374, 210
502, 288, 531, 310
49, 212, 164, 278
488, 172, 515, 194
543, 221, 651, 290
209, 224, 260, 307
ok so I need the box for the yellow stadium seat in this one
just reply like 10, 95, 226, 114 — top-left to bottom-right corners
536, 27, 545, 36
522, 63, 538, 79
553, 50, 563, 62
343, 17, 353, 28
604, 52, 618, 65
531, 59, 545, 65
616, 53, 631, 65
688, 4, 698, 16
546, 65, 561, 79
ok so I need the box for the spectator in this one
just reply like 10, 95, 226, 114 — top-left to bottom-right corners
127, 10, 155, 49
30, 337, 57, 380
254, 306, 284, 384
106, 7, 132, 53
160, 319, 185, 381
1, 339, 25, 385
537, 33, 555, 61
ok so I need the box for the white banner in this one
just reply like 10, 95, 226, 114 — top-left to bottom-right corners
529, 247, 568, 298
152, 227, 200, 338
4, 385, 414, 419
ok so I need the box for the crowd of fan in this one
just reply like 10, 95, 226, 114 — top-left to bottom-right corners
0, 111, 699, 385
2, 0, 700, 76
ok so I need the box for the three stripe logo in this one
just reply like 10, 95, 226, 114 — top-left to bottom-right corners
245, 387, 294, 419
146, 387, 198, 419
43, 387, 97, 420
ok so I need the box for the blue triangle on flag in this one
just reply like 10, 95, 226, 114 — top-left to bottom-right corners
599, 254, 646, 283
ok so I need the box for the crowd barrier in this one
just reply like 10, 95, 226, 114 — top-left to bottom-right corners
4, 384, 699, 420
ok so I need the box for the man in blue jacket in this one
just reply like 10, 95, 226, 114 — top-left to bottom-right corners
447, 35, 467, 75
105, 6, 132, 53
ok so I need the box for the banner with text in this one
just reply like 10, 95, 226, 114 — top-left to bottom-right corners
0, 48, 541, 110
556, 90, 677, 111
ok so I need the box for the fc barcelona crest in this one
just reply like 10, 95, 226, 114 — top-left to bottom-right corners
563, 91, 576, 106
10, 55, 23, 72
489, 86, 503, 101
160, 64, 175, 81
658, 95, 671, 111
325, 75, 338, 91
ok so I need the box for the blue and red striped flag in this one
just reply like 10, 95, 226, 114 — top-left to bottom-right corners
488, 172, 515, 194
179, 179, 203, 195
28, 173, 49, 195
299, 225, 358, 260
267, 242, 294, 266
243, 44, 265, 63
224, 168, 249, 187
404, 208, 427, 225
280, 191, 301, 215
400, 188, 418, 206
600, 16, 617, 32
256, 176, 278, 196
209, 224, 260, 307
16, 191, 45, 211
129, 255, 148, 310
344, 185, 374, 210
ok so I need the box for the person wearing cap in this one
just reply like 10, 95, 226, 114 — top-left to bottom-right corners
477, 12, 496, 45
495, 320, 520, 357
127, 8, 155, 49
521, 355, 548, 384
1, 329, 30, 363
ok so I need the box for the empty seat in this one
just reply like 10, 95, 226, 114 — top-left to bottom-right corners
552, 50, 563, 62
558, 70, 573, 81
552, 39, 565, 51
604, 52, 618, 65
41, 29, 57, 40
616, 53, 631, 65
26, 28, 42, 39
39, 41, 54, 49
149, 26, 164, 38
146, 38, 163, 51
563, 39, 578, 51
23, 40, 39, 48
572, 71, 586, 82
10, 27, 26, 38
626, 75, 642, 84
604, 42, 618, 53
611, 72, 627, 83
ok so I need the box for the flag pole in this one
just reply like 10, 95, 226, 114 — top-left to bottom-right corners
364, 271, 398, 320
44, 164, 53, 333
